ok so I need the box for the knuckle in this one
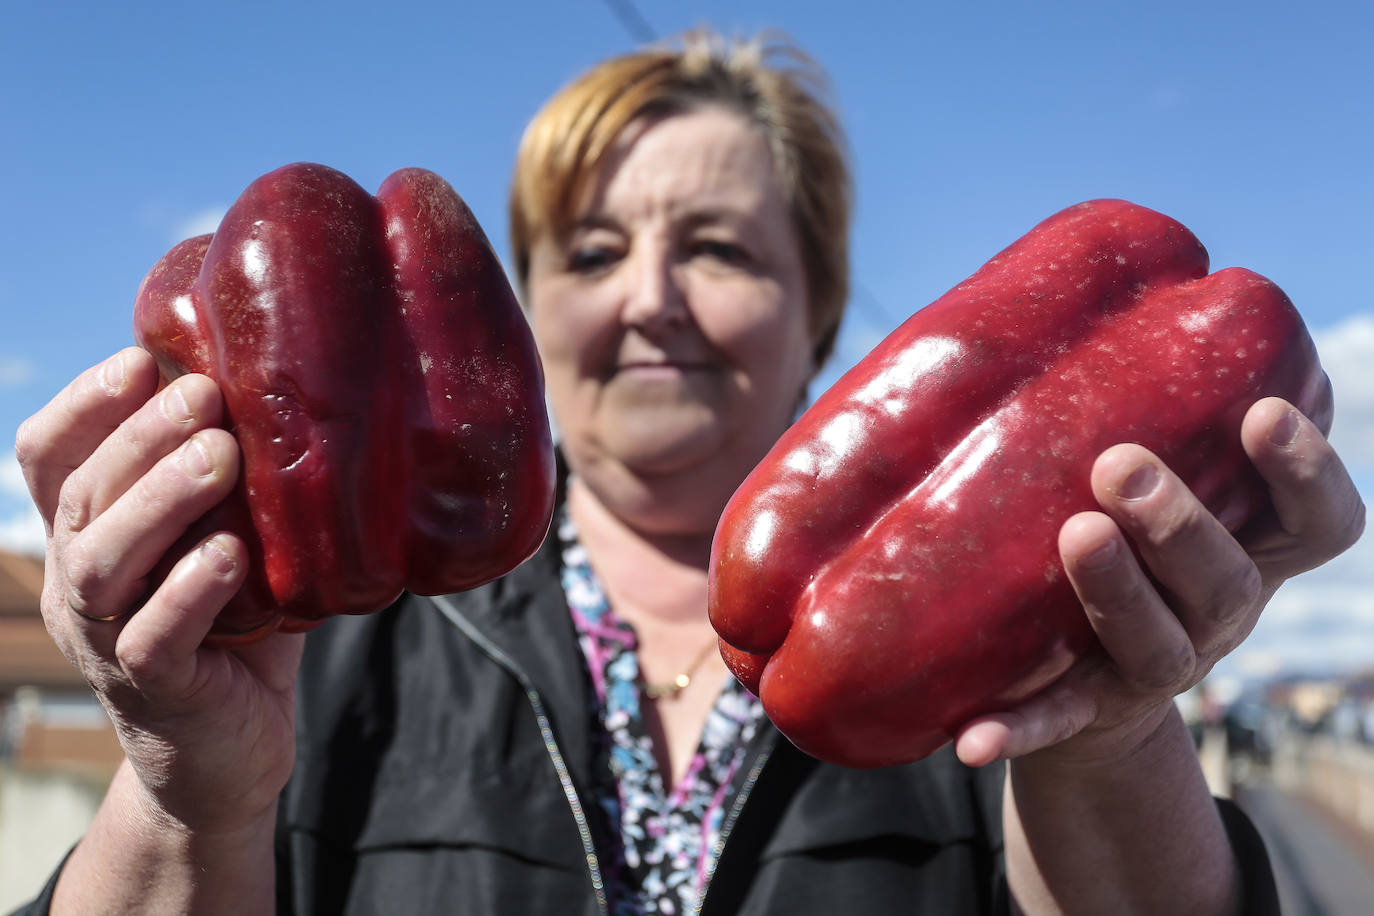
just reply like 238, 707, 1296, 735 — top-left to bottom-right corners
1118, 571, 1158, 611
54, 472, 93, 533
1336, 497, 1366, 554
38, 595, 83, 663
1134, 642, 1196, 692
1085, 569, 1155, 624
62, 540, 114, 613
13, 415, 49, 476
1198, 560, 1263, 626
14, 416, 65, 508
1042, 693, 1097, 750
120, 416, 159, 460
114, 641, 168, 688
1302, 440, 1345, 487
1140, 496, 1206, 551
1301, 445, 1362, 532
39, 587, 124, 694
132, 464, 181, 511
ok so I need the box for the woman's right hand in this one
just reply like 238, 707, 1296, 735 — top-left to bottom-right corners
16, 346, 304, 837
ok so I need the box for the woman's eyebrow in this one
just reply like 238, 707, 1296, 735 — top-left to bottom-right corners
567, 207, 763, 237
678, 208, 760, 233
569, 213, 622, 234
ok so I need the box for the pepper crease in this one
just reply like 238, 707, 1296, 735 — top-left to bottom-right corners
135, 163, 556, 645
708, 199, 1330, 767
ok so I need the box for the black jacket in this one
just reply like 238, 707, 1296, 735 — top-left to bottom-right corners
276, 529, 1012, 915
17, 528, 1278, 915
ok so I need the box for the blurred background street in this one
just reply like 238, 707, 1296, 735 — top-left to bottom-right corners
3, 1, 1371, 912
5, 538, 1374, 911
1190, 680, 1374, 915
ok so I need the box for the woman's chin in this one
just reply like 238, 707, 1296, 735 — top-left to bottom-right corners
612, 429, 722, 477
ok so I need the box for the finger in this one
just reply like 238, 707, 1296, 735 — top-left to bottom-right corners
15, 348, 160, 529
60, 374, 225, 534
953, 673, 1100, 766
115, 533, 248, 700
62, 428, 240, 633
955, 686, 1178, 767
1240, 396, 1366, 574
1058, 510, 1198, 692
1090, 444, 1263, 649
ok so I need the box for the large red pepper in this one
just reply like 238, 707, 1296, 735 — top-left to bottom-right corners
708, 199, 1330, 768
134, 162, 556, 645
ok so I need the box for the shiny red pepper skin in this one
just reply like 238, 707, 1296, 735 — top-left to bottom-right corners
134, 163, 556, 645
708, 199, 1331, 768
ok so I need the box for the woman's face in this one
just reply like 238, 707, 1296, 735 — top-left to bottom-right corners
526, 105, 815, 536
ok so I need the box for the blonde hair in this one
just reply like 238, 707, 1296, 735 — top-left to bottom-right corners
508, 30, 852, 368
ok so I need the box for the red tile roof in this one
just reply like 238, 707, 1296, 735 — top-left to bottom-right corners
0, 549, 89, 691
0, 549, 44, 617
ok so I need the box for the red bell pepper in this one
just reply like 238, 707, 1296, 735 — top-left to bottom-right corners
708, 199, 1330, 768
134, 162, 556, 645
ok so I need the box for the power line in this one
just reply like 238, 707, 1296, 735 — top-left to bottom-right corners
589, 2, 914, 344
854, 280, 912, 335
600, 0, 656, 44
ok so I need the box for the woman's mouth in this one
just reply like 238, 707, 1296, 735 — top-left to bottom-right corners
615, 361, 711, 377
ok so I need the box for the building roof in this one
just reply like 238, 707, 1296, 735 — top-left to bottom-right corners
0, 549, 44, 617
0, 549, 90, 692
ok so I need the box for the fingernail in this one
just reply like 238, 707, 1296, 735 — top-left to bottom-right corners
100, 352, 127, 394
181, 436, 214, 477
163, 384, 193, 422
1079, 538, 1119, 570
200, 535, 236, 575
1269, 409, 1300, 447
1118, 463, 1160, 500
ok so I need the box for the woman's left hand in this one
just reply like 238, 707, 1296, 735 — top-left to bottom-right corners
955, 395, 1366, 766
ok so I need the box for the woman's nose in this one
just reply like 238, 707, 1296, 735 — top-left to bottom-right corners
621, 245, 689, 330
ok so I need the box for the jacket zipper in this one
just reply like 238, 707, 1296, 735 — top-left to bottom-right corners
430, 594, 611, 916
691, 728, 780, 916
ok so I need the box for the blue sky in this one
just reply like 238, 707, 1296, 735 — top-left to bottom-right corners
2, 0, 1371, 679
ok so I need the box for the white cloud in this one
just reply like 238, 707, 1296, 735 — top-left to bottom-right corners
0, 451, 45, 557
1219, 528, 1374, 680
0, 357, 35, 388
0, 507, 45, 557
1313, 314, 1374, 473
0, 453, 28, 498
173, 206, 227, 242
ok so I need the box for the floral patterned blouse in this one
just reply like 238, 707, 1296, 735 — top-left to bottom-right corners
558, 508, 763, 916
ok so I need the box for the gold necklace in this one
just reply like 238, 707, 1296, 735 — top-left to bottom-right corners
642, 637, 720, 700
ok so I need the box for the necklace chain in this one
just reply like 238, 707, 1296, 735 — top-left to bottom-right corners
643, 637, 719, 700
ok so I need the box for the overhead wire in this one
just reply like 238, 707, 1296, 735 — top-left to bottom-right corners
594, 0, 911, 350
599, 0, 656, 44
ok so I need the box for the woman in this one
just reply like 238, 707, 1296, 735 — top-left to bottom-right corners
14, 32, 1364, 915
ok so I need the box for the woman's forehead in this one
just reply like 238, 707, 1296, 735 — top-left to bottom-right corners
575, 107, 785, 224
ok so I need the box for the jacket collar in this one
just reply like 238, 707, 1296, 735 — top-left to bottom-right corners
436, 451, 597, 784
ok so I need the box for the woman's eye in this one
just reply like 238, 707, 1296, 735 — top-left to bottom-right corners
568, 245, 619, 273
693, 240, 749, 265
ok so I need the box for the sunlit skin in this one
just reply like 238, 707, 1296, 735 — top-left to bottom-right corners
12, 75, 1363, 916
526, 105, 816, 541
525, 106, 817, 785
